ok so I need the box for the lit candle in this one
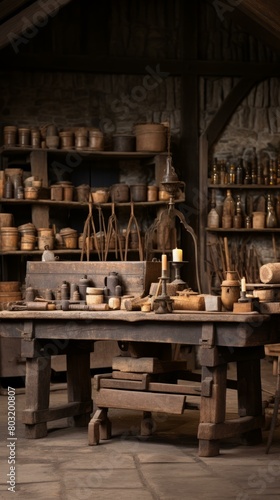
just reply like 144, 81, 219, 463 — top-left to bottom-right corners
172, 248, 183, 262
161, 253, 168, 272
241, 277, 246, 292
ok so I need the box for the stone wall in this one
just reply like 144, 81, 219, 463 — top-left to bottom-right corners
200, 77, 280, 164
0, 71, 181, 143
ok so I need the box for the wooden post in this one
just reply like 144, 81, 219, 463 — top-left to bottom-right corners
198, 360, 227, 456
67, 347, 92, 427
237, 354, 263, 445
24, 356, 51, 438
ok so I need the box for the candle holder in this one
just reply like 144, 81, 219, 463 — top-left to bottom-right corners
153, 270, 173, 314
238, 290, 249, 303
171, 261, 188, 289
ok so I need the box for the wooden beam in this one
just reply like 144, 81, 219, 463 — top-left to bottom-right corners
204, 77, 261, 149
0, 0, 73, 50
0, 0, 31, 23
2, 53, 280, 77
180, 0, 199, 291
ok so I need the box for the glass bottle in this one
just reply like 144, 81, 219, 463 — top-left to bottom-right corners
266, 195, 277, 228
236, 158, 244, 185
269, 159, 277, 185
244, 161, 252, 184
263, 161, 269, 185
222, 189, 235, 228
233, 194, 242, 228
251, 164, 257, 185
207, 199, 219, 228
212, 158, 220, 185
276, 195, 280, 226
235, 194, 242, 214
219, 160, 226, 185
277, 159, 280, 184
223, 189, 235, 217
229, 163, 236, 184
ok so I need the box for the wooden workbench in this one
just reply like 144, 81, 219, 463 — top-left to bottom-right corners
1, 308, 279, 456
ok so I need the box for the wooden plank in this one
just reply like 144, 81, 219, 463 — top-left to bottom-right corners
112, 371, 148, 381
112, 356, 188, 373
22, 401, 92, 424
25, 260, 161, 297
93, 388, 185, 414
0, 0, 73, 50
0, 0, 29, 23
98, 377, 148, 391
148, 382, 201, 396
198, 415, 263, 440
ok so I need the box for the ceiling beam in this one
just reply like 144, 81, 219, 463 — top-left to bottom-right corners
0, 0, 33, 23
2, 54, 280, 78
0, 0, 73, 51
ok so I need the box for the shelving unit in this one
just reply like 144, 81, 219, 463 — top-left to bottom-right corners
0, 146, 185, 282
199, 136, 280, 293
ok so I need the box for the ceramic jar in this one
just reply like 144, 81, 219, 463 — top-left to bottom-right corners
221, 271, 240, 311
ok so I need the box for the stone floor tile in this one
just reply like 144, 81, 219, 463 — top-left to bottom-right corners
64, 488, 154, 500
62, 468, 144, 490
1, 482, 61, 499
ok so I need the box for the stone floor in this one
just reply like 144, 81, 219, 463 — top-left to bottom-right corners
0, 359, 280, 500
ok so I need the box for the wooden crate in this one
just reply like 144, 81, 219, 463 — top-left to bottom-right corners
25, 260, 161, 297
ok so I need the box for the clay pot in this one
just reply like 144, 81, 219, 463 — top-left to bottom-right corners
112, 134, 135, 152
130, 184, 147, 202
18, 127, 30, 146
91, 187, 110, 204
88, 129, 104, 150
134, 123, 166, 152
221, 272, 240, 311
76, 184, 90, 202
4, 126, 17, 146
110, 183, 130, 203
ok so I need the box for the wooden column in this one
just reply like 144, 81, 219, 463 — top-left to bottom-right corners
67, 346, 92, 427
180, 0, 199, 291
23, 356, 51, 439
237, 353, 263, 445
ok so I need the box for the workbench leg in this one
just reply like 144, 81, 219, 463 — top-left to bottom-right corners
237, 357, 263, 445
24, 356, 51, 439
88, 408, 111, 445
67, 349, 92, 427
198, 363, 227, 457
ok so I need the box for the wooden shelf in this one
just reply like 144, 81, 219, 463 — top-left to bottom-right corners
0, 146, 168, 160
0, 248, 143, 256
206, 228, 280, 232
208, 183, 280, 189
0, 198, 185, 208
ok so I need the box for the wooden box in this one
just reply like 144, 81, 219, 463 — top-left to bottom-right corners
25, 260, 161, 297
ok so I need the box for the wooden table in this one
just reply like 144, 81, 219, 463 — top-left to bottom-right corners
0, 309, 279, 456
